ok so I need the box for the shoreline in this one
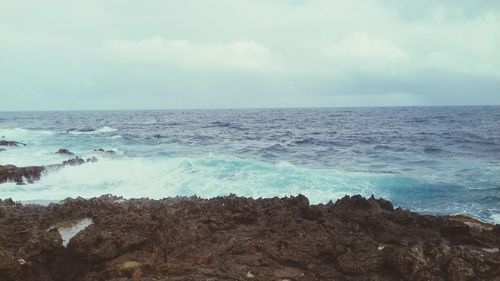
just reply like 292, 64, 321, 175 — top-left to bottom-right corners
2, 145, 499, 225
1, 194, 498, 281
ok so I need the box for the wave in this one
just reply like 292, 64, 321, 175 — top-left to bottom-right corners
291, 137, 341, 147
207, 121, 248, 131
423, 147, 449, 154
0, 155, 384, 203
0, 128, 55, 139
67, 126, 118, 135
373, 145, 407, 152
1, 151, 498, 223
263, 144, 288, 153
492, 213, 500, 224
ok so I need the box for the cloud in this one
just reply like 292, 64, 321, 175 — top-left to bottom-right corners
0, 0, 499, 110
324, 33, 408, 62
103, 37, 284, 73
320, 33, 409, 78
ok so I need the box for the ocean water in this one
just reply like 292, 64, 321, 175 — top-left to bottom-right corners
0, 106, 499, 223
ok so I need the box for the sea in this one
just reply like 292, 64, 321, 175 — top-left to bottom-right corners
1, 106, 499, 223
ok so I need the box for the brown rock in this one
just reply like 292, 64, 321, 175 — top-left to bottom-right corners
0, 195, 498, 281
0, 164, 45, 184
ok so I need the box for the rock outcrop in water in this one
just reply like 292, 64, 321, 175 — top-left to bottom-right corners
0, 165, 45, 184
0, 140, 103, 184
0, 140, 25, 147
0, 157, 96, 185
55, 149, 75, 156
0, 195, 498, 281
94, 148, 116, 155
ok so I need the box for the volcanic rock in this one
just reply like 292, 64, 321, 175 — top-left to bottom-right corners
55, 149, 75, 156
0, 165, 45, 184
62, 157, 85, 166
1, 157, 92, 185
0, 140, 25, 147
86, 157, 98, 163
0, 195, 498, 281
94, 148, 116, 155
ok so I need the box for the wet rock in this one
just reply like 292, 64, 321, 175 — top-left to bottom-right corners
62, 157, 85, 166
0, 140, 25, 147
94, 148, 116, 155
86, 157, 98, 163
1, 157, 91, 185
0, 195, 498, 281
449, 214, 495, 232
0, 164, 45, 184
55, 149, 75, 156
0, 198, 16, 206
494, 224, 500, 235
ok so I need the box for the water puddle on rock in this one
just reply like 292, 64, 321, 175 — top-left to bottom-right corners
49, 218, 93, 247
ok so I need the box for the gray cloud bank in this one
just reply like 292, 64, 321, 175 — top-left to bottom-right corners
1, 0, 499, 110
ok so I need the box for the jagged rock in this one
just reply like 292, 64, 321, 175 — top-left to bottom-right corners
0, 198, 16, 206
0, 165, 45, 184
94, 148, 116, 155
55, 149, 75, 156
86, 157, 98, 163
0, 195, 498, 281
62, 157, 85, 166
0, 157, 91, 185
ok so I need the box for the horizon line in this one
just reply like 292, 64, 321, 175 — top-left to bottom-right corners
0, 104, 499, 113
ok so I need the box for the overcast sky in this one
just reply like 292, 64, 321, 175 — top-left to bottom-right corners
1, 0, 499, 110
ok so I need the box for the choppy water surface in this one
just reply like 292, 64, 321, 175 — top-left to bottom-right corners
1, 106, 499, 223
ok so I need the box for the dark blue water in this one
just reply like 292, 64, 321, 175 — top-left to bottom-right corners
1, 106, 499, 223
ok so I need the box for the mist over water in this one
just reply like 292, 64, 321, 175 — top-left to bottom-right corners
1, 106, 499, 223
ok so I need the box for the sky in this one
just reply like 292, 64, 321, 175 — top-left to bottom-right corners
1, 0, 499, 110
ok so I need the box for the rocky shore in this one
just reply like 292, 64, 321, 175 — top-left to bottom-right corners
0, 145, 103, 185
0, 157, 94, 185
0, 195, 498, 281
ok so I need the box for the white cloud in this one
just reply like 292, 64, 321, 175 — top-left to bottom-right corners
1, 0, 500, 109
103, 37, 284, 73
324, 33, 408, 62
320, 33, 409, 77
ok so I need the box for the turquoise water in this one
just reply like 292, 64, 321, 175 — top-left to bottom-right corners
0, 107, 499, 223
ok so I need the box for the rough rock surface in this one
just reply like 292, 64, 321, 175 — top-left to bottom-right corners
55, 149, 75, 156
0, 157, 94, 185
0, 165, 45, 184
0, 195, 498, 281
94, 148, 116, 155
61, 157, 85, 166
0, 140, 25, 147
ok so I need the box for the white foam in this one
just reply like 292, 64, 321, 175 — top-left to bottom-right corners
275, 161, 296, 168
68, 126, 118, 135
492, 213, 500, 225
51, 218, 93, 247
96, 126, 118, 133
0, 128, 54, 144
0, 155, 384, 203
